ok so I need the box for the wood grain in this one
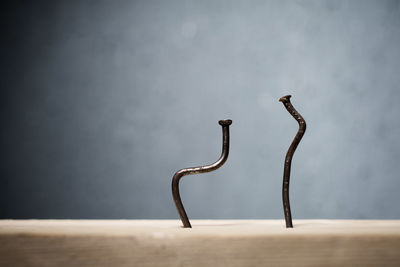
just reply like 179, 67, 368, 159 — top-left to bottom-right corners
1, 220, 399, 266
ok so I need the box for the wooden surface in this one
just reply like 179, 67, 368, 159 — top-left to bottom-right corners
1, 220, 400, 266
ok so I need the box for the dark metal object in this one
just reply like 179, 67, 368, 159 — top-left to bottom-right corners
172, 119, 232, 228
279, 95, 306, 228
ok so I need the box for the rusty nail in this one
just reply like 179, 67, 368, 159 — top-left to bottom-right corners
279, 95, 306, 228
172, 119, 232, 228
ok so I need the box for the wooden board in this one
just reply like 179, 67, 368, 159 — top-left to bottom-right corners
1, 220, 400, 266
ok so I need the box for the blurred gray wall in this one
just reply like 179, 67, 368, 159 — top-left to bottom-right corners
1, 0, 400, 219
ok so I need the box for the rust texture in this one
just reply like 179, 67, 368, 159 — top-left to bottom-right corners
172, 120, 232, 228
279, 95, 306, 228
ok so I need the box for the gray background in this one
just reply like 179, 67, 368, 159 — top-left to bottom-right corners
1, 0, 400, 219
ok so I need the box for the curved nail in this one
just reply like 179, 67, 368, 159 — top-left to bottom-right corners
279, 95, 306, 228
172, 119, 232, 228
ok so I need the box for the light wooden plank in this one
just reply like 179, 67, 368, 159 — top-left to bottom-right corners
1, 220, 399, 266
